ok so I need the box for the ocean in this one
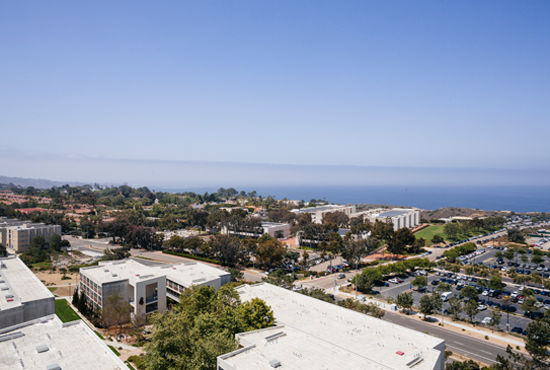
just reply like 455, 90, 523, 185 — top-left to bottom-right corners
158, 185, 550, 213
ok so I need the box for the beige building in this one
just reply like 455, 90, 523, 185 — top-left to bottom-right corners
0, 217, 26, 247
5, 223, 62, 253
291, 204, 356, 224
356, 208, 421, 231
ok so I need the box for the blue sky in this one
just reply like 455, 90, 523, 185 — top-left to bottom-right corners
1, 1, 550, 186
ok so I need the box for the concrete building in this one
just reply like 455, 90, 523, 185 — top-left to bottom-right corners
222, 222, 290, 240
4, 223, 62, 253
291, 205, 356, 224
153, 263, 231, 302
295, 228, 370, 247
0, 315, 127, 370
80, 260, 167, 317
79, 259, 231, 317
0, 218, 26, 248
218, 283, 445, 370
0, 256, 55, 330
357, 208, 421, 231
157, 229, 200, 241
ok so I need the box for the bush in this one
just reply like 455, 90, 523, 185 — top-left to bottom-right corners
162, 250, 220, 264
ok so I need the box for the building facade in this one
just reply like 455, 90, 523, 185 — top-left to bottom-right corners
4, 223, 62, 253
357, 208, 421, 231
222, 221, 290, 240
0, 256, 55, 329
291, 205, 356, 224
79, 260, 231, 318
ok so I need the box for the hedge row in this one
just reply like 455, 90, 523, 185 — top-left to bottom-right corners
162, 250, 221, 265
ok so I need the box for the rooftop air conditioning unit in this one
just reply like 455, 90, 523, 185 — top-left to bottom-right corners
269, 359, 281, 368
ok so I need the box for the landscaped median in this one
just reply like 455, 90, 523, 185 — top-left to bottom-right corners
162, 250, 221, 265
54, 298, 81, 322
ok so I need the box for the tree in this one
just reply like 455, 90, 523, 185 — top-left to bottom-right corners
395, 228, 415, 246
322, 211, 349, 227
444, 223, 461, 240
209, 235, 246, 267
504, 249, 515, 263
355, 273, 375, 293
396, 292, 414, 314
507, 228, 525, 243
49, 233, 70, 252
254, 235, 286, 269
461, 286, 479, 301
489, 274, 503, 290
431, 234, 445, 245
447, 297, 463, 320
238, 298, 275, 331
464, 299, 479, 322
521, 297, 539, 315
491, 310, 501, 329
411, 276, 427, 290
445, 359, 481, 370
341, 240, 369, 271
0, 243, 6, 257
101, 291, 132, 334
419, 294, 438, 320
228, 268, 243, 282
532, 255, 543, 264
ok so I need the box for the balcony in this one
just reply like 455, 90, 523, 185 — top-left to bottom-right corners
145, 295, 158, 304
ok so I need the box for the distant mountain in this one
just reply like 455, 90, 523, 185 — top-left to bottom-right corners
0, 176, 90, 189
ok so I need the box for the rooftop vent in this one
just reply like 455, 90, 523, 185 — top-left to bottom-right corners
103, 269, 109, 272
1, 287, 8, 291
47, 363, 61, 370
5, 294, 14, 299
0, 331, 24, 343
396, 351, 404, 356
111, 273, 117, 277
0, 280, 4, 283
406, 356, 424, 367
36, 344, 49, 353
269, 359, 281, 368
192, 278, 206, 283
265, 332, 286, 342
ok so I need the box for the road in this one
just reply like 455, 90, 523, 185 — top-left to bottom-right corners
381, 311, 510, 365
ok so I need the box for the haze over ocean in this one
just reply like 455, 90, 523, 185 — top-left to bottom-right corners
158, 185, 550, 213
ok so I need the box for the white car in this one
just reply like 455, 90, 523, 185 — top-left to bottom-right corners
535, 301, 543, 308
482, 317, 493, 325
544, 304, 550, 310
388, 278, 399, 284
518, 298, 525, 304
518, 286, 525, 291
292, 285, 303, 292
478, 305, 488, 311
511, 291, 519, 298
482, 290, 489, 296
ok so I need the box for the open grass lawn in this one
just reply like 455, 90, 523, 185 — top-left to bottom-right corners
54, 299, 81, 323
47, 287, 58, 293
32, 260, 52, 269
414, 224, 449, 241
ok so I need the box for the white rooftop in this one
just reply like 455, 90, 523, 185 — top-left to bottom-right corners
82, 259, 163, 284
233, 283, 444, 370
0, 257, 54, 310
5, 223, 55, 231
154, 262, 230, 287
0, 316, 126, 370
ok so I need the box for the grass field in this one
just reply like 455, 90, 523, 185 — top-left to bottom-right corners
414, 225, 448, 241
54, 299, 81, 323
48, 287, 58, 293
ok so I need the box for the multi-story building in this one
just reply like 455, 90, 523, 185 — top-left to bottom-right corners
222, 221, 290, 240
0, 316, 127, 370
0, 256, 55, 329
218, 283, 445, 370
291, 204, 356, 224
79, 260, 230, 317
153, 263, 231, 302
356, 208, 421, 231
4, 223, 62, 253
80, 260, 167, 317
0, 217, 26, 247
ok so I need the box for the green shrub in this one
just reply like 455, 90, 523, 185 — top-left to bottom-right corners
162, 251, 220, 264
128, 355, 146, 370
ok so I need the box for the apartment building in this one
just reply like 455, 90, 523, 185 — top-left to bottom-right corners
291, 204, 356, 224
4, 223, 62, 253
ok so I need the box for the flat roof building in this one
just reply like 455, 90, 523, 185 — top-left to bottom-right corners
4, 223, 62, 253
0, 256, 55, 329
79, 259, 231, 317
222, 221, 290, 240
0, 315, 127, 370
80, 260, 167, 317
218, 283, 445, 370
357, 208, 421, 231
0, 218, 26, 248
153, 262, 231, 302
291, 205, 356, 224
